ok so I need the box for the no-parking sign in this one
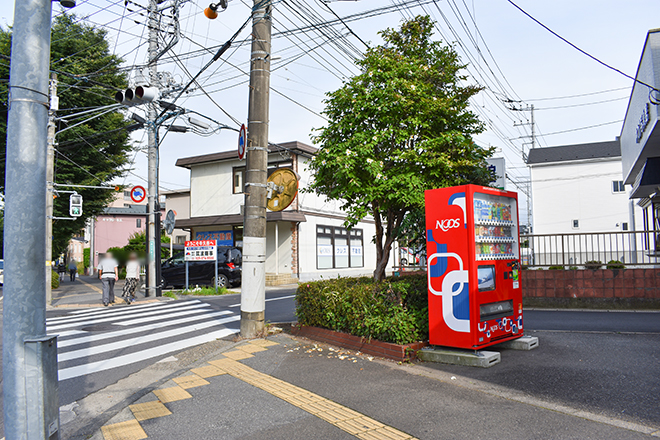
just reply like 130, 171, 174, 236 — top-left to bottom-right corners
238, 124, 246, 160
130, 185, 146, 203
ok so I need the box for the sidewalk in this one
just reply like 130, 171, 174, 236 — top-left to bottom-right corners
67, 332, 658, 440
51, 275, 163, 308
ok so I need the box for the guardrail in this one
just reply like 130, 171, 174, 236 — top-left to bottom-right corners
521, 230, 660, 267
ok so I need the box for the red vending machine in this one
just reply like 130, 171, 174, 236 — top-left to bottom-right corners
425, 184, 523, 349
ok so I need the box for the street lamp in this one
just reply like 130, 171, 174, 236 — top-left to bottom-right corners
204, 0, 227, 19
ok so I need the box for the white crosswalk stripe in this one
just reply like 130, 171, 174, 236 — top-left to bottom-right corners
48, 300, 239, 381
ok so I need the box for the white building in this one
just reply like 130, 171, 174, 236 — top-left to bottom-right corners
174, 141, 387, 284
162, 188, 191, 245
528, 139, 642, 234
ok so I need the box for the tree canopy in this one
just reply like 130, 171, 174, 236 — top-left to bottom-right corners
306, 16, 494, 280
0, 14, 134, 258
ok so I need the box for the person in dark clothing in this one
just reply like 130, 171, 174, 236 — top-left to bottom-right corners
68, 260, 77, 281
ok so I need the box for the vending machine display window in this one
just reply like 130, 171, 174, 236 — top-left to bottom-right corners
473, 193, 519, 261
477, 265, 496, 292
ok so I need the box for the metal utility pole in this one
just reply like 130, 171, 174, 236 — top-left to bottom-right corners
46, 73, 57, 304
530, 104, 535, 149
4, 0, 61, 438
242, 0, 272, 338
146, 0, 159, 297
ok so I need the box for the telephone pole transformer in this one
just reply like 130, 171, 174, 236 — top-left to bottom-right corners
241, 0, 272, 337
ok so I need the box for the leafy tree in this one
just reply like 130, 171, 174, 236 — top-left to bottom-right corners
0, 14, 134, 257
307, 16, 494, 281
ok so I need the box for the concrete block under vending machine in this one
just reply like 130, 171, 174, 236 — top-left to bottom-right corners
417, 346, 501, 368
496, 335, 539, 351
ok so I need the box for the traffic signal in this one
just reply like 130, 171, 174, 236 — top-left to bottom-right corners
114, 86, 159, 106
69, 194, 83, 217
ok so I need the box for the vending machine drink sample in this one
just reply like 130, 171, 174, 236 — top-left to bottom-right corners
425, 185, 523, 349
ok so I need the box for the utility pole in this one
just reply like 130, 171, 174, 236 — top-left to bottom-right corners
46, 73, 58, 304
530, 104, 535, 149
4, 0, 61, 438
146, 0, 159, 297
241, 0, 272, 337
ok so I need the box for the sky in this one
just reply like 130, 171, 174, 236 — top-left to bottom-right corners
1, 0, 658, 224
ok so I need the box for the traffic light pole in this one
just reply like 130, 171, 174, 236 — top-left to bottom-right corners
241, 0, 272, 338
3, 0, 61, 438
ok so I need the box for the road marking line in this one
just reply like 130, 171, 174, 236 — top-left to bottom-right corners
58, 327, 238, 381
228, 294, 295, 308
57, 315, 240, 362
129, 401, 172, 421
57, 311, 235, 348
48, 301, 170, 322
207, 354, 416, 440
116, 306, 216, 326
48, 303, 210, 330
46, 301, 201, 325
101, 419, 147, 440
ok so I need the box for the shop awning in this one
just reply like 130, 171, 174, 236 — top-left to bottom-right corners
175, 211, 306, 228
630, 157, 660, 198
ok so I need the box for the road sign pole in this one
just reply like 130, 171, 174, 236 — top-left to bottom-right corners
3, 0, 61, 438
215, 251, 219, 294
185, 261, 189, 291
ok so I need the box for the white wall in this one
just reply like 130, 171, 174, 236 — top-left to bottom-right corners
190, 160, 243, 217
530, 158, 643, 234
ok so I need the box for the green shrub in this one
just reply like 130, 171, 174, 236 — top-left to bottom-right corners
606, 260, 625, 270
296, 275, 428, 345
569, 266, 578, 270
83, 248, 90, 268
51, 270, 60, 289
536, 268, 544, 271
549, 265, 564, 270
178, 286, 229, 296
163, 291, 177, 299
585, 260, 603, 270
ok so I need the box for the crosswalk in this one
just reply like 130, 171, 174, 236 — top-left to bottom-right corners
47, 299, 240, 381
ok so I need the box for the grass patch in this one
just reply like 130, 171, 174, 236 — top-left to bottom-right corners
177, 286, 230, 296
163, 291, 177, 299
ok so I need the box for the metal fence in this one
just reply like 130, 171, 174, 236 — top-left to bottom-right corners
521, 230, 660, 268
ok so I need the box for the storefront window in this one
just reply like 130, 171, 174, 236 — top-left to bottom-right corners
316, 225, 363, 269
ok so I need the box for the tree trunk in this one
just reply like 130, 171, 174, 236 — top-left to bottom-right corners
373, 208, 406, 282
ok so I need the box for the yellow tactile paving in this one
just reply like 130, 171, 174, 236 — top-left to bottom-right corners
205, 356, 416, 440
357, 426, 415, 440
101, 419, 148, 440
249, 339, 280, 347
222, 350, 255, 360
153, 386, 193, 403
190, 364, 227, 378
172, 374, 210, 389
236, 344, 268, 353
129, 401, 172, 421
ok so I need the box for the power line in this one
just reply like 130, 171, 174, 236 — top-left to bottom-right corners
524, 86, 630, 102
506, 0, 659, 93
535, 95, 629, 111
511, 119, 623, 139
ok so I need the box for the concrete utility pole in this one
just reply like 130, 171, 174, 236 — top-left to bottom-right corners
241, 0, 272, 337
530, 104, 535, 149
46, 73, 58, 304
4, 0, 61, 438
146, 0, 159, 297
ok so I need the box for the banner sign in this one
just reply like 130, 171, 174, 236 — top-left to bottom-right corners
185, 240, 217, 261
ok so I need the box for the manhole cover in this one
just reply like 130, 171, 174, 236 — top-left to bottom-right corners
80, 324, 117, 332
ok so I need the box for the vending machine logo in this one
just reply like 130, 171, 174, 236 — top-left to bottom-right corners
427, 231, 470, 333
435, 218, 461, 232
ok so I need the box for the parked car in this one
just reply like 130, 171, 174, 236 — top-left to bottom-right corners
161, 247, 242, 289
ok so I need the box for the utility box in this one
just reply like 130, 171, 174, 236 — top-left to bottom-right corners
425, 185, 523, 349
25, 335, 60, 440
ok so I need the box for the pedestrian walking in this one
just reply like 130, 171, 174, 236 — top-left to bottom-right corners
122, 252, 140, 304
57, 260, 66, 283
97, 251, 119, 306
68, 259, 78, 282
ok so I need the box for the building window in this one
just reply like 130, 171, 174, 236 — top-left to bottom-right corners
123, 190, 131, 200
612, 181, 625, 193
176, 235, 186, 245
233, 167, 245, 194
572, 219, 579, 229
316, 225, 363, 269
136, 218, 142, 228
622, 222, 629, 231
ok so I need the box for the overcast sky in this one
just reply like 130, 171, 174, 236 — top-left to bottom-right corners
1, 0, 658, 222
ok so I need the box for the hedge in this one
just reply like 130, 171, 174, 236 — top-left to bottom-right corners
296, 274, 428, 345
